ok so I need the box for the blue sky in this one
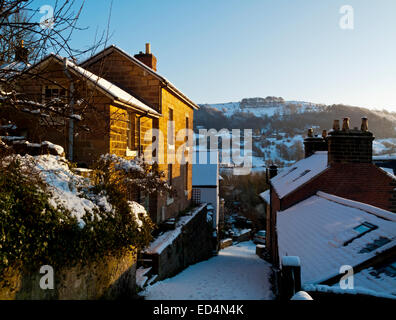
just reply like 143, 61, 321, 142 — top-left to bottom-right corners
36, 0, 396, 110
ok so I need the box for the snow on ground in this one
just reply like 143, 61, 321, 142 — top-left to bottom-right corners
141, 241, 274, 300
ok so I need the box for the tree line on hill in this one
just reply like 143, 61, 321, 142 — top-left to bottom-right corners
195, 103, 396, 139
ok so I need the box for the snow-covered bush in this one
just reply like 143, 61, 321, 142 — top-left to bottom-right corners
0, 152, 155, 280
91, 153, 175, 198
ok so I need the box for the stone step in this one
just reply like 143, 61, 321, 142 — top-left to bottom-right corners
146, 274, 158, 287
136, 266, 152, 289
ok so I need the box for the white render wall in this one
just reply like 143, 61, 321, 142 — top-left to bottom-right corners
195, 187, 219, 230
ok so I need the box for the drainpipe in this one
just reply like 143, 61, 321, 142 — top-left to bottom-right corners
136, 112, 149, 157
63, 58, 75, 162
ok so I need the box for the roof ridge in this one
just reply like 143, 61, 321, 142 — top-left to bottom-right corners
13, 54, 160, 117
317, 191, 396, 222
79, 45, 199, 110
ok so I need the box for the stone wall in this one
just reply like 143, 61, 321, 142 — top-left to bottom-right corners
152, 88, 194, 223
144, 204, 214, 281
82, 49, 195, 225
0, 250, 137, 300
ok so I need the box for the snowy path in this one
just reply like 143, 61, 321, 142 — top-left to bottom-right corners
141, 241, 274, 300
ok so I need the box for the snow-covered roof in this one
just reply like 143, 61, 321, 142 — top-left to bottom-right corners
277, 191, 396, 289
373, 154, 396, 160
259, 189, 270, 203
379, 167, 396, 180
343, 264, 396, 298
271, 151, 328, 199
79, 45, 199, 110
0, 61, 30, 79
18, 54, 160, 117
192, 150, 219, 187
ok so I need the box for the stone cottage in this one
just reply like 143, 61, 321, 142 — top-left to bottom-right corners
1, 44, 199, 225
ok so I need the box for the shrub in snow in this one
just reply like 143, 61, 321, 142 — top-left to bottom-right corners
0, 153, 155, 281
92, 154, 175, 197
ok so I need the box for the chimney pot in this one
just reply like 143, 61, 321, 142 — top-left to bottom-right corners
361, 117, 368, 132
333, 120, 340, 131
307, 128, 313, 137
145, 43, 151, 54
342, 117, 350, 131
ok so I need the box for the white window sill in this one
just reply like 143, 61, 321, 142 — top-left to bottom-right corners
126, 148, 137, 157
166, 197, 174, 206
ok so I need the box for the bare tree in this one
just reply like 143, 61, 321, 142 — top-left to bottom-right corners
0, 0, 110, 124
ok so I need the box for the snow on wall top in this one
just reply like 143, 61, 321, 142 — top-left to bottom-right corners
277, 191, 396, 286
192, 150, 219, 187
282, 256, 301, 267
259, 189, 270, 203
271, 151, 328, 199
144, 204, 207, 254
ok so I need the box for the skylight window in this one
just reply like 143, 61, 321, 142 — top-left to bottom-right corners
359, 237, 391, 254
354, 222, 377, 235
343, 222, 378, 246
369, 260, 396, 278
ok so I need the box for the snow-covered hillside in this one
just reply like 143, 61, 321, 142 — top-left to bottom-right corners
203, 98, 324, 118
196, 97, 396, 170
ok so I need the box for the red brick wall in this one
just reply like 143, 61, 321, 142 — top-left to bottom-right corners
268, 163, 396, 265
280, 163, 395, 212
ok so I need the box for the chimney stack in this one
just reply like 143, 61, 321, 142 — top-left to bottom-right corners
134, 43, 157, 71
303, 128, 327, 158
327, 117, 374, 165
15, 40, 29, 63
269, 165, 278, 179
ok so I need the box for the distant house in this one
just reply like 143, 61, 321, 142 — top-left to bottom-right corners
0, 43, 199, 225
192, 150, 220, 232
373, 155, 396, 177
261, 117, 396, 298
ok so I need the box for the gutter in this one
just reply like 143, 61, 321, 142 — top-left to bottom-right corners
113, 99, 160, 118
